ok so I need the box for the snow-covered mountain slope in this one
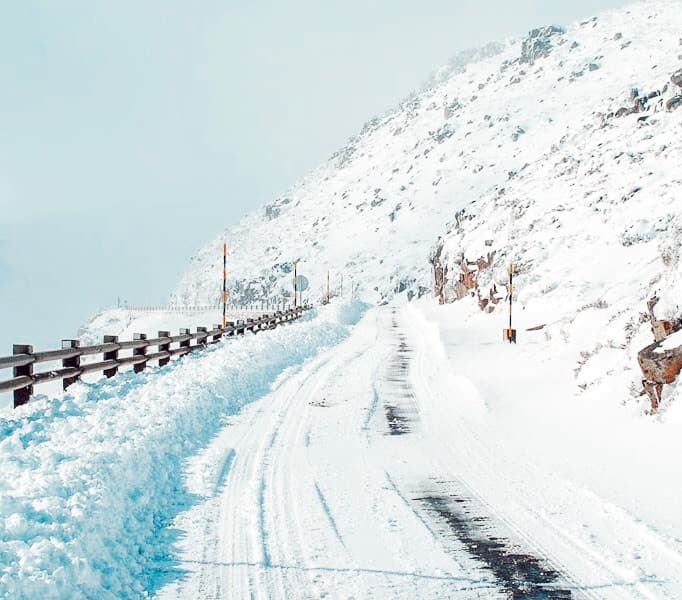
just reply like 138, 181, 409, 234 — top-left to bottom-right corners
168, 0, 682, 414
172, 0, 682, 314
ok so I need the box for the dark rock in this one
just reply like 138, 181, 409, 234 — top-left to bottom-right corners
614, 106, 636, 118
511, 126, 526, 141
443, 98, 461, 119
614, 32, 623, 40
639, 297, 682, 412
638, 338, 682, 384
667, 95, 682, 111
671, 68, 682, 88
265, 204, 281, 220
428, 239, 447, 304
430, 123, 455, 143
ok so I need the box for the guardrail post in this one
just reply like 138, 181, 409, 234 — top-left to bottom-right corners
158, 331, 170, 366
212, 325, 222, 343
236, 320, 245, 335
103, 335, 118, 377
226, 321, 235, 336
133, 333, 148, 373
13, 344, 33, 408
247, 318, 255, 333
197, 326, 208, 347
180, 328, 191, 350
62, 339, 80, 390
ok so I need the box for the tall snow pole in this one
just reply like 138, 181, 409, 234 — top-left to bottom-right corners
327, 270, 330, 303
222, 242, 227, 328
503, 261, 517, 344
508, 261, 513, 332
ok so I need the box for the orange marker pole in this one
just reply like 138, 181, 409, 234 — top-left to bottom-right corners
222, 242, 227, 328
508, 261, 513, 332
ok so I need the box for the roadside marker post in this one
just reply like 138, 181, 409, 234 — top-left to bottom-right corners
503, 262, 517, 344
222, 243, 228, 328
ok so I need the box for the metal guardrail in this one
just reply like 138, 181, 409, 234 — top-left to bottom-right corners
124, 303, 291, 313
1, 306, 312, 409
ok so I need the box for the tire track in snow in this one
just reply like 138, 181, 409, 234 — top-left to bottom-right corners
213, 449, 235, 496
258, 341, 364, 596
313, 482, 347, 550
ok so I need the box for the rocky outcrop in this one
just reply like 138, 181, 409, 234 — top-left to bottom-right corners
672, 68, 682, 88
429, 239, 447, 304
638, 338, 682, 413
520, 26, 564, 65
639, 339, 682, 384
430, 239, 503, 312
638, 296, 682, 412
451, 253, 496, 300
667, 96, 682, 112
611, 68, 682, 117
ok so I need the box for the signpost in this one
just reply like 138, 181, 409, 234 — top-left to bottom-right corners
294, 274, 309, 306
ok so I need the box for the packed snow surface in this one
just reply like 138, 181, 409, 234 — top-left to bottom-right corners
6, 301, 682, 598
0, 304, 366, 598
155, 302, 682, 598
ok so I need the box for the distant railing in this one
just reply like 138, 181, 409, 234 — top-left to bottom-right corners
1, 306, 312, 409
124, 302, 292, 313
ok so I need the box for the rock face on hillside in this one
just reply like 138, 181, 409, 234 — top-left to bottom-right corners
430, 238, 502, 311
428, 31, 682, 412
637, 296, 682, 412
520, 25, 565, 64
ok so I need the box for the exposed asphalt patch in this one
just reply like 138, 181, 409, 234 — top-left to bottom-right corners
415, 493, 572, 599
383, 311, 419, 435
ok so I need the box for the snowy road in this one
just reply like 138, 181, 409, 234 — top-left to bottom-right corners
155, 305, 682, 599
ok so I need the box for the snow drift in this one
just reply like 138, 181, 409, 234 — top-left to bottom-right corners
0, 304, 365, 598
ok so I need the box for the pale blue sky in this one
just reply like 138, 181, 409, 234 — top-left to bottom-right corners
0, 0, 629, 350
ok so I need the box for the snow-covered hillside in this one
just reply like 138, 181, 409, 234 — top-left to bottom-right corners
170, 0, 682, 413
173, 0, 681, 307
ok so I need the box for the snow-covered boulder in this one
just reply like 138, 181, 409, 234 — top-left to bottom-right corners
520, 25, 564, 65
